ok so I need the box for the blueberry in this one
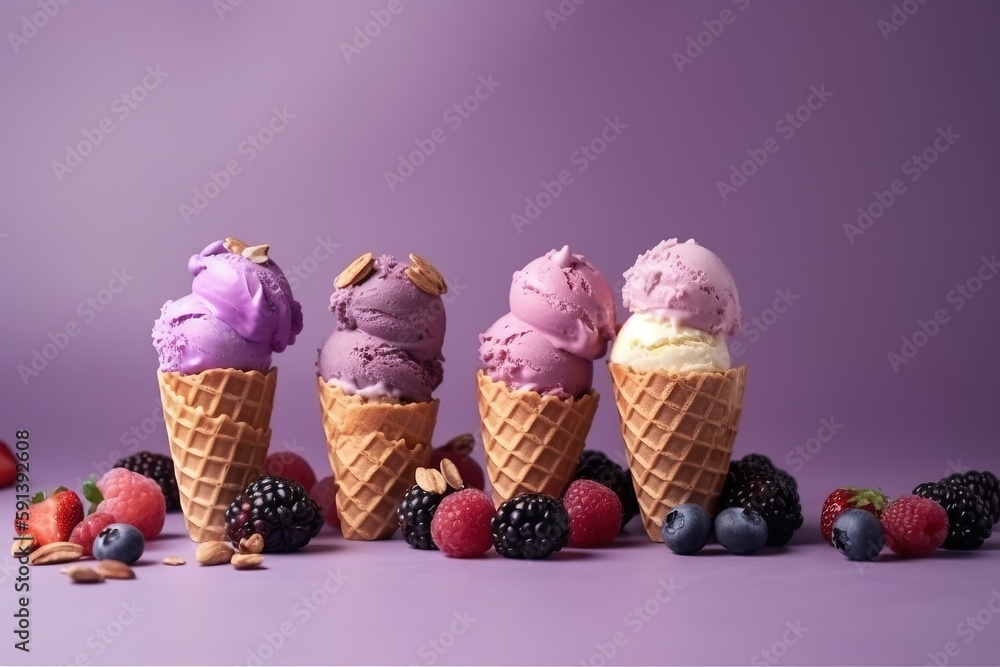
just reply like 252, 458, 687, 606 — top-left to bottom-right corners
662, 503, 713, 555
93, 523, 145, 564
714, 507, 768, 555
832, 509, 884, 561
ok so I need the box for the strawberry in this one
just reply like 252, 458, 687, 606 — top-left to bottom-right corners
0, 440, 15, 488
820, 487, 888, 544
14, 488, 84, 548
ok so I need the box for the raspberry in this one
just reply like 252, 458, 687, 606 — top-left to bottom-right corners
430, 488, 495, 558
562, 480, 622, 547
90, 469, 166, 539
310, 476, 340, 530
69, 512, 116, 556
264, 452, 317, 491
881, 495, 949, 557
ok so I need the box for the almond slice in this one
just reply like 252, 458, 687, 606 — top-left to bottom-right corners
196, 541, 235, 566
239, 534, 264, 555
66, 567, 104, 584
232, 553, 264, 570
242, 244, 270, 264
95, 560, 136, 580
405, 253, 447, 296
11, 535, 33, 558
415, 467, 447, 495
335, 252, 375, 288
162, 556, 186, 566
29, 542, 83, 565
223, 237, 249, 254
439, 458, 464, 490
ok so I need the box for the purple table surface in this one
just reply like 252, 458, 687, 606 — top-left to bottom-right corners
3, 489, 998, 667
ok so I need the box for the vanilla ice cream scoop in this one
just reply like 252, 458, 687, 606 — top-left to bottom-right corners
610, 314, 730, 373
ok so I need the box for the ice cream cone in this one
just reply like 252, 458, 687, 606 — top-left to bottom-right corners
330, 431, 431, 540
316, 376, 438, 540
157, 372, 272, 542
476, 370, 597, 508
159, 367, 277, 429
608, 363, 747, 542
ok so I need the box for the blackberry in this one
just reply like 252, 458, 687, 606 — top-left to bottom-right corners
913, 482, 993, 549
728, 454, 797, 492
943, 471, 1000, 524
397, 485, 452, 550
721, 470, 803, 546
573, 450, 639, 528
225, 476, 323, 553
113, 451, 180, 511
491, 493, 570, 559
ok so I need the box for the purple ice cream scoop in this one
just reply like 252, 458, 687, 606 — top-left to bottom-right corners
318, 254, 446, 403
621, 238, 741, 337
479, 245, 615, 398
153, 239, 304, 374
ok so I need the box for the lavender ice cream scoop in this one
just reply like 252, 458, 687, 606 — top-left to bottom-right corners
318, 254, 446, 403
479, 246, 615, 398
153, 238, 304, 374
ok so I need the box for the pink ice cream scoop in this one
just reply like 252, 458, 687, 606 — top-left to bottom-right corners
621, 238, 741, 337
479, 246, 615, 398
152, 239, 304, 374
509, 245, 617, 359
318, 254, 446, 403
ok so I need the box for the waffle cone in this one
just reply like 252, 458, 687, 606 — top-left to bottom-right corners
330, 431, 431, 540
316, 376, 438, 540
158, 367, 277, 429
608, 363, 747, 541
476, 370, 597, 508
157, 372, 272, 542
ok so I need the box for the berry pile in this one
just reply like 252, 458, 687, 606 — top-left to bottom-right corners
720, 455, 803, 546
113, 451, 180, 511
572, 450, 639, 529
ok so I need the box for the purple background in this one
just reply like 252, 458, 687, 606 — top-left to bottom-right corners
1, 1, 998, 665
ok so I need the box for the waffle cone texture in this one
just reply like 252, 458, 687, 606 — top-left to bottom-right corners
476, 370, 598, 508
316, 376, 436, 540
157, 368, 276, 542
608, 363, 747, 541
